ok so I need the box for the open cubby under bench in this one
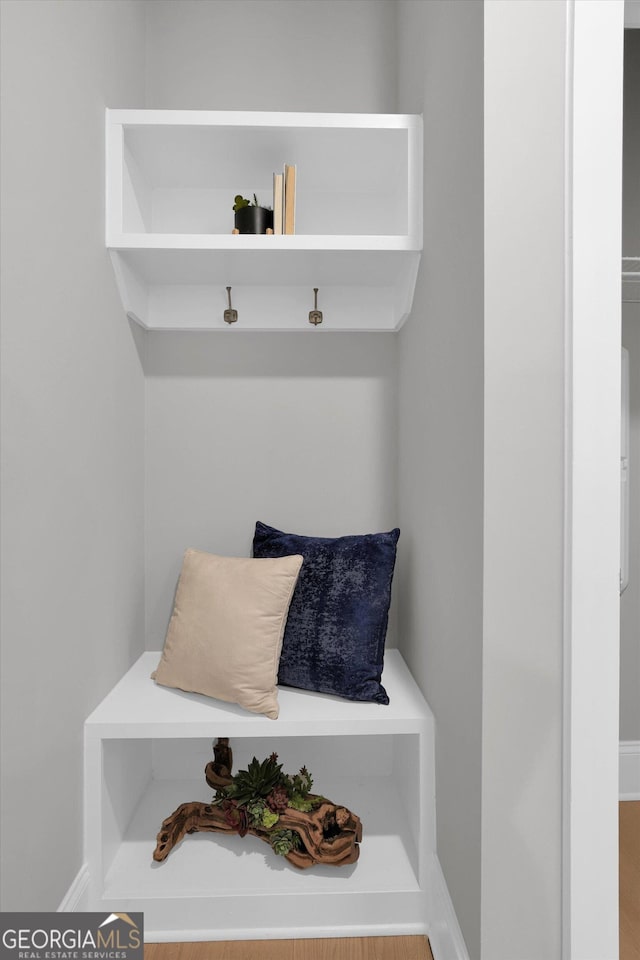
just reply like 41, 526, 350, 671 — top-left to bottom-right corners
84, 649, 436, 942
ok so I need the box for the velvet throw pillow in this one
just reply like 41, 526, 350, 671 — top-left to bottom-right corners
252, 522, 400, 705
152, 548, 303, 719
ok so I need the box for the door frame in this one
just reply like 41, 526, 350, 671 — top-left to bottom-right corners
563, 2, 624, 957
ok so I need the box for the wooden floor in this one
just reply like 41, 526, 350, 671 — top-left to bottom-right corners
621, 801, 640, 960
145, 937, 434, 959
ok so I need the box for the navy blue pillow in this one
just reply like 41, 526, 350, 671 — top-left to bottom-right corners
252, 521, 400, 705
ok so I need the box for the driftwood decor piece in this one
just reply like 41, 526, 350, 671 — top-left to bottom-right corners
153, 738, 362, 869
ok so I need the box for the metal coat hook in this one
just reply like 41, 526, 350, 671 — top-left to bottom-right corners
309, 288, 323, 326
224, 286, 238, 324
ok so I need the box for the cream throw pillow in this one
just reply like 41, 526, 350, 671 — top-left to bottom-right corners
152, 548, 303, 719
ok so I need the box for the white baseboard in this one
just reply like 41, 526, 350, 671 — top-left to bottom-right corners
620, 741, 640, 800
145, 924, 427, 942
57, 863, 90, 912
427, 855, 470, 960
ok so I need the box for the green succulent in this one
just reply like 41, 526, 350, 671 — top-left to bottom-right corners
288, 794, 314, 813
289, 765, 313, 798
221, 753, 286, 807
270, 829, 301, 857
245, 799, 267, 826
233, 193, 261, 212
261, 808, 280, 829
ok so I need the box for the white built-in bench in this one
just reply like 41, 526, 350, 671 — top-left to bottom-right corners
84, 649, 436, 943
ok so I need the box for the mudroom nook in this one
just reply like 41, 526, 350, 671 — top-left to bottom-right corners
0, 3, 628, 960
84, 105, 442, 943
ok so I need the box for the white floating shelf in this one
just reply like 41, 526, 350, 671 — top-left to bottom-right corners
106, 110, 423, 332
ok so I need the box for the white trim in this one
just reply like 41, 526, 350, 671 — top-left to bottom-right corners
145, 925, 427, 944
563, 2, 624, 959
620, 741, 640, 799
427, 855, 470, 960
105, 114, 123, 245
105, 108, 421, 130
562, 7, 575, 959
57, 863, 90, 912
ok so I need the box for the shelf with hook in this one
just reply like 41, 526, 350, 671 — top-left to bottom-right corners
109, 248, 420, 331
120, 283, 404, 332
106, 110, 422, 332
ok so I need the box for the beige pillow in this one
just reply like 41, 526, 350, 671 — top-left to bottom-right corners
152, 548, 303, 719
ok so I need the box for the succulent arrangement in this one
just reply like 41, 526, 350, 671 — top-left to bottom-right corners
154, 739, 362, 869
213, 753, 322, 858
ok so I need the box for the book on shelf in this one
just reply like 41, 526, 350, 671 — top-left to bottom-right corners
284, 163, 296, 235
272, 172, 284, 234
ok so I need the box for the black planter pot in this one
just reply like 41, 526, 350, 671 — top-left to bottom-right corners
234, 205, 274, 234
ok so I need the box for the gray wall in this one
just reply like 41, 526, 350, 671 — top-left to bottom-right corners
398, 3, 567, 958
395, 2, 483, 957
621, 28, 640, 741
482, 2, 566, 956
144, 335, 399, 646
142, 0, 400, 649
0, 0, 146, 910
145, 0, 397, 113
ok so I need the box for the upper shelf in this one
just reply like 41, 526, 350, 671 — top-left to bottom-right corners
106, 110, 423, 332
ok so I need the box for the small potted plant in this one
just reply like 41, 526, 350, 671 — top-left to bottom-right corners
233, 193, 274, 234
